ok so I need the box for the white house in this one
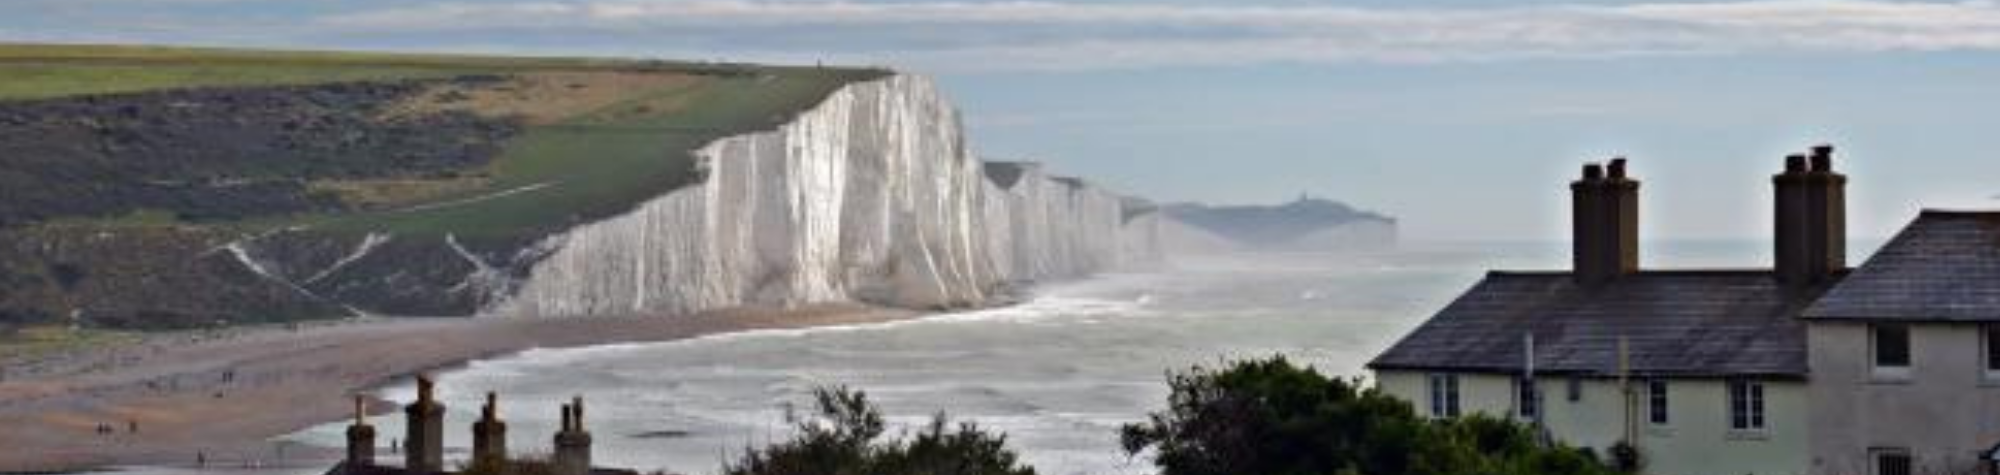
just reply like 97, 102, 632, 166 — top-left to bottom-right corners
1370, 148, 1853, 475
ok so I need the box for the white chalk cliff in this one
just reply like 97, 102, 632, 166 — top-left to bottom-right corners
499, 74, 1160, 317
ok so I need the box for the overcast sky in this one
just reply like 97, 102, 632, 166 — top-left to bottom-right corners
7, 0, 2000, 240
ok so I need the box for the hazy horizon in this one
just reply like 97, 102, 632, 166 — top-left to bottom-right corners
12, 0, 2000, 240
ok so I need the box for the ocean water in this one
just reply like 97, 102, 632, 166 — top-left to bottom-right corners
281, 240, 1826, 475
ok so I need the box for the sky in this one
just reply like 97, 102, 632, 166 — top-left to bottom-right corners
6, 0, 2000, 240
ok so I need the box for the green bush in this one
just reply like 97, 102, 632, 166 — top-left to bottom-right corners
1120, 356, 1620, 475
723, 386, 1037, 475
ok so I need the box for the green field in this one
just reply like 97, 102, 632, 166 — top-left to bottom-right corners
0, 43, 889, 238
0, 43, 645, 100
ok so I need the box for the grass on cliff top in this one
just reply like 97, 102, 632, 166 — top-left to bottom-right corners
320, 66, 886, 237
0, 43, 701, 101
1, 43, 891, 238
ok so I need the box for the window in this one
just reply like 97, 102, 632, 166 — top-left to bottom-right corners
1985, 325, 2000, 378
1872, 449, 1912, 475
1516, 377, 1540, 420
1728, 380, 1766, 431
1873, 324, 1911, 377
1647, 380, 1669, 425
1566, 377, 1582, 403
1428, 374, 1460, 418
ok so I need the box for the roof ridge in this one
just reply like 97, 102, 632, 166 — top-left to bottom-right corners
1918, 208, 2000, 217
1486, 268, 1774, 277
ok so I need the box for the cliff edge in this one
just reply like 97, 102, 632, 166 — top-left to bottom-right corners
0, 46, 1160, 328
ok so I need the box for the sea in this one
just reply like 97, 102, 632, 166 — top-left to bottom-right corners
269, 239, 1831, 475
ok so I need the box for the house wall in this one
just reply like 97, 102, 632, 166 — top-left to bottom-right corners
1376, 370, 1809, 475
1807, 322, 2000, 475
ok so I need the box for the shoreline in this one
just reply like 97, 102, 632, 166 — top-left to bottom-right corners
0, 304, 920, 473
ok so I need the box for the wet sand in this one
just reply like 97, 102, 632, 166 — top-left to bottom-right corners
0, 305, 916, 472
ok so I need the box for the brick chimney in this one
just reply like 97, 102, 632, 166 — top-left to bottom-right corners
554, 396, 593, 475
472, 391, 507, 466
1571, 158, 1640, 284
404, 375, 445, 474
1773, 145, 1847, 285
344, 395, 375, 472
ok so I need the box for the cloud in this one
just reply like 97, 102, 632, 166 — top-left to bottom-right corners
301, 0, 2000, 70
15, 0, 2000, 71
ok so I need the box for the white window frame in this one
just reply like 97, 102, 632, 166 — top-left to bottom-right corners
1727, 379, 1767, 433
1428, 373, 1461, 418
1983, 324, 2000, 382
1871, 323, 1912, 381
1646, 380, 1670, 426
1515, 376, 1541, 421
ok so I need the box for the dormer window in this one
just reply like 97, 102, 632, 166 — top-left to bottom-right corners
1872, 323, 1911, 380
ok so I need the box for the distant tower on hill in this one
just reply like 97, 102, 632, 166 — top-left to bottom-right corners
404, 375, 445, 473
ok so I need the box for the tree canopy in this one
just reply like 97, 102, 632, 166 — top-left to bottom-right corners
724, 386, 1038, 475
1121, 356, 1620, 475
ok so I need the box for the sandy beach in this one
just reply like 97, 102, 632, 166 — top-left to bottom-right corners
0, 305, 917, 473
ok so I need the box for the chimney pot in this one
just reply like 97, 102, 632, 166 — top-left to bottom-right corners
1811, 145, 1833, 172
1785, 154, 1807, 173
404, 375, 445, 473
1772, 146, 1847, 286
1571, 158, 1639, 285
417, 375, 434, 402
473, 391, 508, 465
347, 394, 378, 469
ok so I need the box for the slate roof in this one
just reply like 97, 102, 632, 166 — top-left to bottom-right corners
1368, 270, 1827, 379
1804, 211, 2000, 322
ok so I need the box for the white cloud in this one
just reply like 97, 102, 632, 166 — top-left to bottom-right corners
55, 0, 2000, 70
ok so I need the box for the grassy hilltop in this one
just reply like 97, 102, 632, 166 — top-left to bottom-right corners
0, 43, 888, 236
0, 44, 889, 332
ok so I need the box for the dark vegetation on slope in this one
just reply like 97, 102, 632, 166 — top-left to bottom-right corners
0, 227, 346, 329
0, 77, 517, 227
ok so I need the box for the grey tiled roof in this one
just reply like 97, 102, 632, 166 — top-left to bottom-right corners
1368, 270, 1823, 378
1804, 211, 2000, 321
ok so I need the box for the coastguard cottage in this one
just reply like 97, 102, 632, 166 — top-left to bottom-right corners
1799, 209, 2000, 475
1371, 146, 2000, 475
1369, 151, 1842, 475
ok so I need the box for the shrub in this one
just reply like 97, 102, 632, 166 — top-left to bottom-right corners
1609, 441, 1642, 473
1121, 356, 1621, 475
723, 386, 1036, 475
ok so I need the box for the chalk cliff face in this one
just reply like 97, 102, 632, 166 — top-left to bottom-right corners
499, 75, 1159, 316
